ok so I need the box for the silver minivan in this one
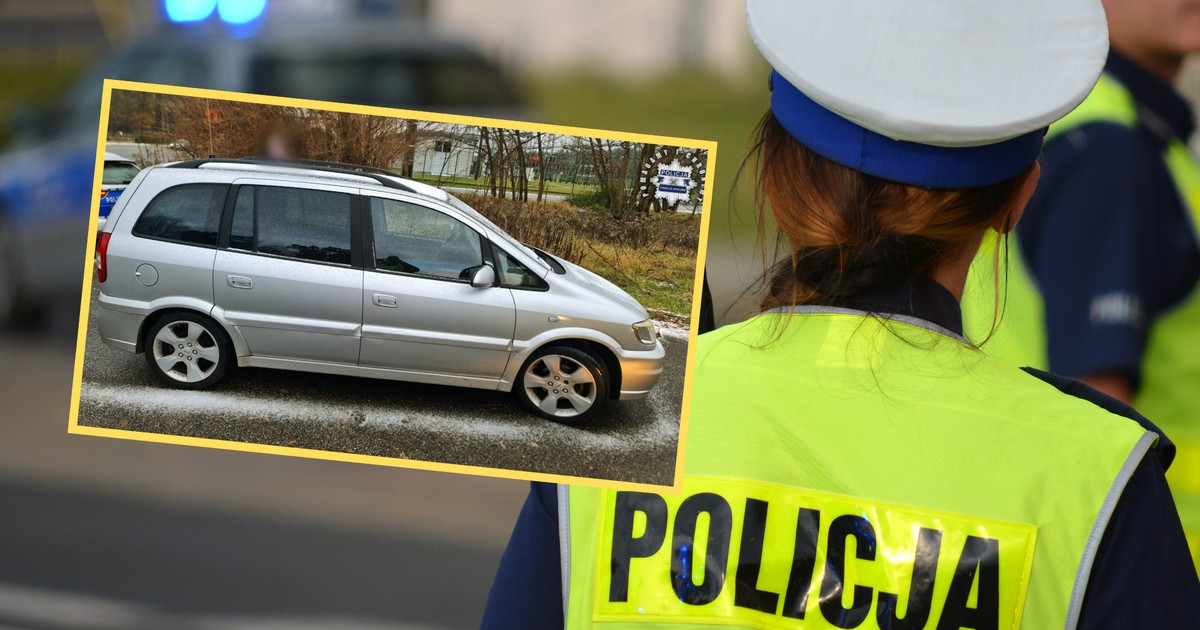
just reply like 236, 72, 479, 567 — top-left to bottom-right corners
95, 159, 664, 424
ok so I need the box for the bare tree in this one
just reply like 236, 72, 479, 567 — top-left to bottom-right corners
397, 120, 419, 177
535, 132, 546, 202
584, 138, 645, 219
148, 94, 411, 169
301, 110, 408, 166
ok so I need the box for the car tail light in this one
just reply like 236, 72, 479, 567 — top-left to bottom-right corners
98, 189, 108, 199
95, 232, 111, 283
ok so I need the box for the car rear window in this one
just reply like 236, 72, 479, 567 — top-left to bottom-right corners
132, 184, 226, 247
230, 185, 353, 266
103, 161, 140, 186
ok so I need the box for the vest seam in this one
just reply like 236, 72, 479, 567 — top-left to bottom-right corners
761, 305, 974, 346
1063, 430, 1156, 629
557, 483, 571, 620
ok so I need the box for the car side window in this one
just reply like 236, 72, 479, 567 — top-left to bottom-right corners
229, 185, 353, 265
370, 197, 484, 281
132, 183, 225, 246
494, 247, 546, 289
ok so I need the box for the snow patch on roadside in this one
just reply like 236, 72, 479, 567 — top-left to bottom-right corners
656, 320, 692, 340
79, 382, 675, 452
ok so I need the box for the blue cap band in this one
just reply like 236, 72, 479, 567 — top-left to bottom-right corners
770, 70, 1045, 188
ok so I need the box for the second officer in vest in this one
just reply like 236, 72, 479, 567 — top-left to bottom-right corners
483, 0, 1200, 627
962, 0, 1200, 570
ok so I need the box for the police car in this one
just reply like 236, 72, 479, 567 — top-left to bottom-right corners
0, 20, 521, 328
98, 153, 140, 231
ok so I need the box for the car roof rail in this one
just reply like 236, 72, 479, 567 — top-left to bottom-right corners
166, 157, 416, 193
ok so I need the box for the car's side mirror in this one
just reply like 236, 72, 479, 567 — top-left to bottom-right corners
470, 264, 496, 288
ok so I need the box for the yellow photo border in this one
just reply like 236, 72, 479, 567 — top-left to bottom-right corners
67, 79, 716, 493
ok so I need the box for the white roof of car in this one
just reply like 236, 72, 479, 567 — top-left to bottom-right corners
105, 152, 135, 162
134, 159, 551, 275
390, 176, 450, 201
162, 160, 446, 201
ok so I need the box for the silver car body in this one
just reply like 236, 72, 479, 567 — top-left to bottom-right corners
96, 161, 664, 399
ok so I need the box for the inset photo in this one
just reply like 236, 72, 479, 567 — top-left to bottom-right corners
71, 80, 714, 489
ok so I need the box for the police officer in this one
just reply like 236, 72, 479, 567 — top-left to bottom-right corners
484, 0, 1200, 627
962, 0, 1200, 569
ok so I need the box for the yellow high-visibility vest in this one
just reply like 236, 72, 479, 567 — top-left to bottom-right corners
563, 310, 1154, 629
964, 72, 1200, 566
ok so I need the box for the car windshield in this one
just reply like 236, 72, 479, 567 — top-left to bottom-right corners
103, 161, 140, 185
443, 194, 550, 274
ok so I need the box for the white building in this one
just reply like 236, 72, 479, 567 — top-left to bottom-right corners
429, 0, 754, 78
411, 135, 478, 178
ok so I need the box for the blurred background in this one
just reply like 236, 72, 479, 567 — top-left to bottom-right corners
0, 0, 769, 627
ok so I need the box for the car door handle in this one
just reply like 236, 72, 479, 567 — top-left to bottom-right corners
227, 275, 253, 289
372, 293, 399, 308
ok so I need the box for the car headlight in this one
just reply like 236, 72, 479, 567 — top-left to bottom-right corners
632, 318, 658, 346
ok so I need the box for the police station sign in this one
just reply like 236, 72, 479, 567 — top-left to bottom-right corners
591, 477, 1036, 629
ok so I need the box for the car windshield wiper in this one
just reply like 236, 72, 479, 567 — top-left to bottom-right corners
528, 245, 566, 274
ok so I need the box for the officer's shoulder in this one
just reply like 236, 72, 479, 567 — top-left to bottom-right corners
698, 315, 764, 344
1047, 120, 1158, 161
695, 315, 782, 361
1018, 366, 1175, 466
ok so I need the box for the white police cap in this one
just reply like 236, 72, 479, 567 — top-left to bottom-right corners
746, 0, 1109, 187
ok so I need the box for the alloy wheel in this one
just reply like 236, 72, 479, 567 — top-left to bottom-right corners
522, 354, 598, 418
151, 320, 221, 383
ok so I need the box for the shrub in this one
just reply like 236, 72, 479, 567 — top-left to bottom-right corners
454, 193, 701, 320
565, 188, 614, 213
458, 194, 580, 262
456, 193, 699, 258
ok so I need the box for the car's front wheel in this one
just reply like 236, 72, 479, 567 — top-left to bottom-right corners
516, 345, 609, 424
143, 312, 232, 389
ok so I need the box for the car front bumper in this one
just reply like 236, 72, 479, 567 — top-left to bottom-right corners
615, 339, 666, 400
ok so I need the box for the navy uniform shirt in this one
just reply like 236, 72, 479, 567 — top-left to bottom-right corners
482, 282, 1200, 628
1017, 50, 1200, 384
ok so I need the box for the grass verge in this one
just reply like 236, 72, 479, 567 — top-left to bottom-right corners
459, 193, 698, 323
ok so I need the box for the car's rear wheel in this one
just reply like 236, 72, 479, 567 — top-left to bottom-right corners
143, 312, 232, 389
516, 345, 609, 424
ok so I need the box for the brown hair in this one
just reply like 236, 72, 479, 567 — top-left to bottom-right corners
752, 111, 1030, 316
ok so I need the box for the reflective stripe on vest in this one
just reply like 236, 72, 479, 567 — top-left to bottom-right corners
563, 311, 1154, 629
963, 72, 1200, 567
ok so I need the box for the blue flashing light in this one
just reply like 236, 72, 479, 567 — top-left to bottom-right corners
163, 0, 217, 23
216, 0, 267, 25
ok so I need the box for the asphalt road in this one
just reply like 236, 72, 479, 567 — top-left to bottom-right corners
78, 291, 686, 486
0, 329, 531, 629
0, 478, 501, 629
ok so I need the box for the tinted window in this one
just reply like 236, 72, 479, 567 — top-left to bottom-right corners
251, 54, 516, 109
427, 58, 517, 108
133, 184, 225, 246
134, 47, 211, 87
252, 55, 420, 107
103, 161, 140, 185
370, 198, 483, 281
495, 248, 545, 289
229, 187, 255, 251
230, 186, 353, 265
